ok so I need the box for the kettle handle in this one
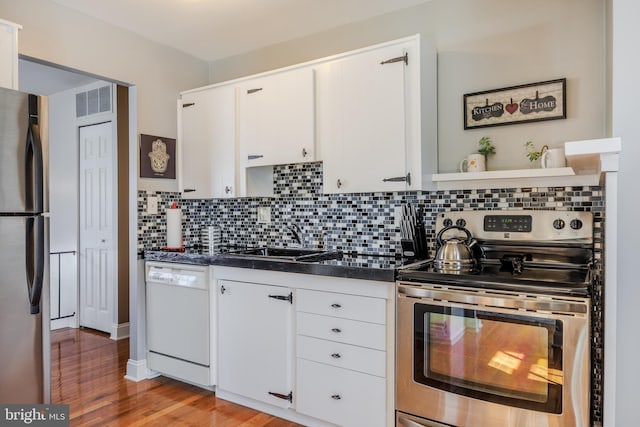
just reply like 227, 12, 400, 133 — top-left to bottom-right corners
436, 225, 473, 247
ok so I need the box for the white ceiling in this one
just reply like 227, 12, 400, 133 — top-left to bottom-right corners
51, 0, 432, 62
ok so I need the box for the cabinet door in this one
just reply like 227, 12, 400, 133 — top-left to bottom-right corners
0, 20, 20, 90
179, 86, 236, 199
319, 43, 412, 193
239, 68, 315, 167
217, 280, 293, 408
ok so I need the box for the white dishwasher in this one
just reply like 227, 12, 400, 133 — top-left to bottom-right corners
145, 261, 214, 387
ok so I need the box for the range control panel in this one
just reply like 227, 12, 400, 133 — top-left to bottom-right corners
436, 211, 593, 241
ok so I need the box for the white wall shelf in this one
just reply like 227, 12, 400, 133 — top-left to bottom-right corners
431, 137, 621, 190
431, 167, 600, 190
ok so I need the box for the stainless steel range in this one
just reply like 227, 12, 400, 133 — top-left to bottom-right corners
396, 210, 595, 427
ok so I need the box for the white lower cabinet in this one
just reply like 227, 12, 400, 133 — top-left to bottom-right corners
217, 280, 293, 408
297, 358, 386, 427
213, 268, 393, 427
296, 335, 386, 377
296, 288, 389, 427
297, 311, 386, 350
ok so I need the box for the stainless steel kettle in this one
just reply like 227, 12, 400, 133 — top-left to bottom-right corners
433, 225, 477, 274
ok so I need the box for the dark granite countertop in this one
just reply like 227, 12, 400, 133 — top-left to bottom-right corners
143, 247, 404, 282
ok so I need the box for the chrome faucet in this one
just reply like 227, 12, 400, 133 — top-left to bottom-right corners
321, 230, 329, 250
288, 223, 303, 247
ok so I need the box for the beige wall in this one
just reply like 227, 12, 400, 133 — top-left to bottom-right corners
0, 0, 209, 193
209, 0, 607, 173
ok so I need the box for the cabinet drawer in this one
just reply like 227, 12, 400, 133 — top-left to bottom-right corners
297, 312, 385, 350
296, 288, 386, 324
296, 358, 386, 427
296, 335, 385, 377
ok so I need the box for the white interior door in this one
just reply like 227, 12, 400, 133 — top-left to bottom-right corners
79, 122, 115, 333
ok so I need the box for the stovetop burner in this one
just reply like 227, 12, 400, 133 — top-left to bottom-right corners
397, 258, 593, 296
398, 211, 596, 297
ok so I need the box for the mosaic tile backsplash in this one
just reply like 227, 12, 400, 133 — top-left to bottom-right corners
138, 161, 604, 256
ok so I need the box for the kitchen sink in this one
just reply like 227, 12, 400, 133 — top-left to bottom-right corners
228, 246, 343, 263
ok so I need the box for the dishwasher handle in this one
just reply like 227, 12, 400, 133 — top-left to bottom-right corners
146, 266, 208, 290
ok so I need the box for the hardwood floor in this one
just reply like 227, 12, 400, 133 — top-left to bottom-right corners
51, 328, 302, 426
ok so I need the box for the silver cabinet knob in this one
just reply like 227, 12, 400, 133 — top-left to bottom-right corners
331, 394, 341, 400
331, 328, 341, 333
302, 148, 308, 158
331, 353, 341, 359
224, 186, 232, 194
336, 179, 342, 189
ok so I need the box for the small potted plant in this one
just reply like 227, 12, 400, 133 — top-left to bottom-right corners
524, 141, 548, 167
477, 136, 496, 168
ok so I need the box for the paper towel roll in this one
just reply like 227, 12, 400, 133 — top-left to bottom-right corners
166, 208, 182, 248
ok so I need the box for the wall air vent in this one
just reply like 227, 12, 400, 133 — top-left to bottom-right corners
76, 85, 111, 118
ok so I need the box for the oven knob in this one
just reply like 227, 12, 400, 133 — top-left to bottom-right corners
570, 219, 583, 230
456, 218, 467, 227
443, 218, 453, 227
553, 219, 565, 230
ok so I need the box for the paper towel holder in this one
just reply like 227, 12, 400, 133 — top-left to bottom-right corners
164, 202, 184, 251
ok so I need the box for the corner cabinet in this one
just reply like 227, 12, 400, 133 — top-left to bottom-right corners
318, 35, 436, 193
217, 280, 294, 409
178, 86, 236, 199
238, 67, 315, 168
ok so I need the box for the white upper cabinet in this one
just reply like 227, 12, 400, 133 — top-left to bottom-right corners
178, 85, 236, 199
238, 67, 315, 168
318, 35, 436, 194
0, 19, 21, 90
178, 34, 435, 198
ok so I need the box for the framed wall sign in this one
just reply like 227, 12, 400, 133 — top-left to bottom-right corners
464, 78, 566, 129
139, 134, 176, 179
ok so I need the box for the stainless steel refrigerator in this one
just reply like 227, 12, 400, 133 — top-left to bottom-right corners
0, 86, 50, 403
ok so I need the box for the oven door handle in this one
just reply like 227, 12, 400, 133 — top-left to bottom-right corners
398, 286, 588, 314
398, 413, 450, 427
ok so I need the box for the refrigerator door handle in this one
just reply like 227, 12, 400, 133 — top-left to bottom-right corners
25, 118, 44, 214
25, 216, 44, 314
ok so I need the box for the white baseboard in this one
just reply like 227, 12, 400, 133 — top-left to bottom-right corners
110, 322, 130, 340
51, 316, 77, 330
125, 358, 152, 382
216, 389, 333, 427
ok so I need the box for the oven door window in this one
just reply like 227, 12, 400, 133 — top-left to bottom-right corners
414, 303, 563, 414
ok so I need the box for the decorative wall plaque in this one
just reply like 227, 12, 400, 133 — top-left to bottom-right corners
140, 134, 176, 179
464, 79, 566, 129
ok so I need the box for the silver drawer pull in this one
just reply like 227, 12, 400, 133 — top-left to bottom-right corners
330, 303, 341, 308
331, 328, 341, 333
331, 394, 341, 400
331, 353, 341, 359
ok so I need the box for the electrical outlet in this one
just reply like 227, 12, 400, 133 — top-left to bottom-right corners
257, 206, 271, 224
147, 196, 158, 215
